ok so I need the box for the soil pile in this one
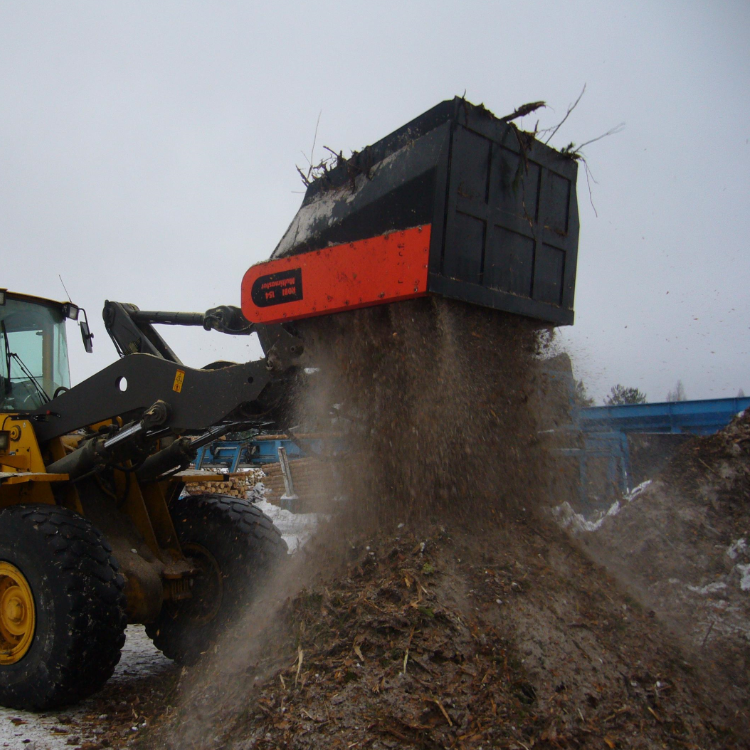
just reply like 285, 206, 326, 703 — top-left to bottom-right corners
582, 410, 750, 731
145, 519, 735, 749
135, 300, 747, 748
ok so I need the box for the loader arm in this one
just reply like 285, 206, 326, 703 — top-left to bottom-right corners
102, 300, 255, 362
28, 301, 304, 445
30, 354, 275, 443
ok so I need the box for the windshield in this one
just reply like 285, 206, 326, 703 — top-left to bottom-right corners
0, 297, 70, 411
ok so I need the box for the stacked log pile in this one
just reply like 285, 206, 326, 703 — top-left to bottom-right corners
184, 469, 265, 498
260, 457, 338, 512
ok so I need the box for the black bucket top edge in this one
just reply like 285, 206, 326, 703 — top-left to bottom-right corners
302, 97, 486, 202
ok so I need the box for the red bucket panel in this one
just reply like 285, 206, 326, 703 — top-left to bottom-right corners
241, 225, 431, 324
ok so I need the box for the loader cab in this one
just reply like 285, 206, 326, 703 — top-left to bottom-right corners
0, 290, 73, 411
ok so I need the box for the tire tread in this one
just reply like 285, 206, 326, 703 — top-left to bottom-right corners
146, 493, 286, 662
0, 504, 127, 709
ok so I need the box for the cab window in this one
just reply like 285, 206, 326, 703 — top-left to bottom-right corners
0, 298, 70, 411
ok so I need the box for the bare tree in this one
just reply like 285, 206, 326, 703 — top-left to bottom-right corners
666, 380, 687, 402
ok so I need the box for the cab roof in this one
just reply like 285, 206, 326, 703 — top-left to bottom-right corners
1, 289, 71, 311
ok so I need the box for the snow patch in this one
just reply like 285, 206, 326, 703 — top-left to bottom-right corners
624, 479, 652, 502
737, 564, 750, 592
552, 480, 654, 535
255, 499, 325, 553
727, 538, 747, 560
551, 500, 621, 533
687, 582, 727, 595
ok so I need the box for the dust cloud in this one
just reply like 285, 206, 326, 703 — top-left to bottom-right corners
152, 298, 555, 747
146, 298, 745, 748
293, 297, 553, 529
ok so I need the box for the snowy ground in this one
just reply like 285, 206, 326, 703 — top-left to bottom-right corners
0, 498, 321, 750
255, 498, 326, 553
0, 626, 173, 750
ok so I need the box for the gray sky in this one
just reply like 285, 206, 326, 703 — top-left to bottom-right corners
2, 1, 748, 404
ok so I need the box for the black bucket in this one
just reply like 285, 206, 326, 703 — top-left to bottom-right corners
273, 98, 579, 326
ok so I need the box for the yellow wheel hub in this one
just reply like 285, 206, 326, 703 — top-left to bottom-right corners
0, 562, 36, 665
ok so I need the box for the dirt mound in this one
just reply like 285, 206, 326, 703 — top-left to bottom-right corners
582, 410, 750, 732
662, 408, 750, 513
137, 301, 745, 747
144, 518, 735, 749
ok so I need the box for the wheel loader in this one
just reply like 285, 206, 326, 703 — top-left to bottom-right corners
0, 291, 303, 709
0, 97, 580, 710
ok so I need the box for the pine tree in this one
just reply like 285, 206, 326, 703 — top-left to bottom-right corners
604, 384, 647, 405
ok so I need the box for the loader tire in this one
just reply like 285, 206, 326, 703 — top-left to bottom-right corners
0, 504, 127, 710
146, 493, 287, 664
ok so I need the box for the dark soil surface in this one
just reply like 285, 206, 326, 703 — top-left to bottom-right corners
141, 515, 740, 749
68, 662, 177, 750
1, 628, 180, 750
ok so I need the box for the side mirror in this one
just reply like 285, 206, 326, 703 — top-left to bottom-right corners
79, 309, 94, 353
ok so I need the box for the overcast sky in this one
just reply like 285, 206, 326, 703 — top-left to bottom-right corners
1, 1, 748, 404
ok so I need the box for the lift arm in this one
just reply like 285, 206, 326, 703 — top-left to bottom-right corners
26, 301, 304, 444
102, 301, 254, 363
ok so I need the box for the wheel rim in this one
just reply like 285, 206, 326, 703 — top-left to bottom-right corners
0, 561, 36, 665
181, 543, 224, 624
